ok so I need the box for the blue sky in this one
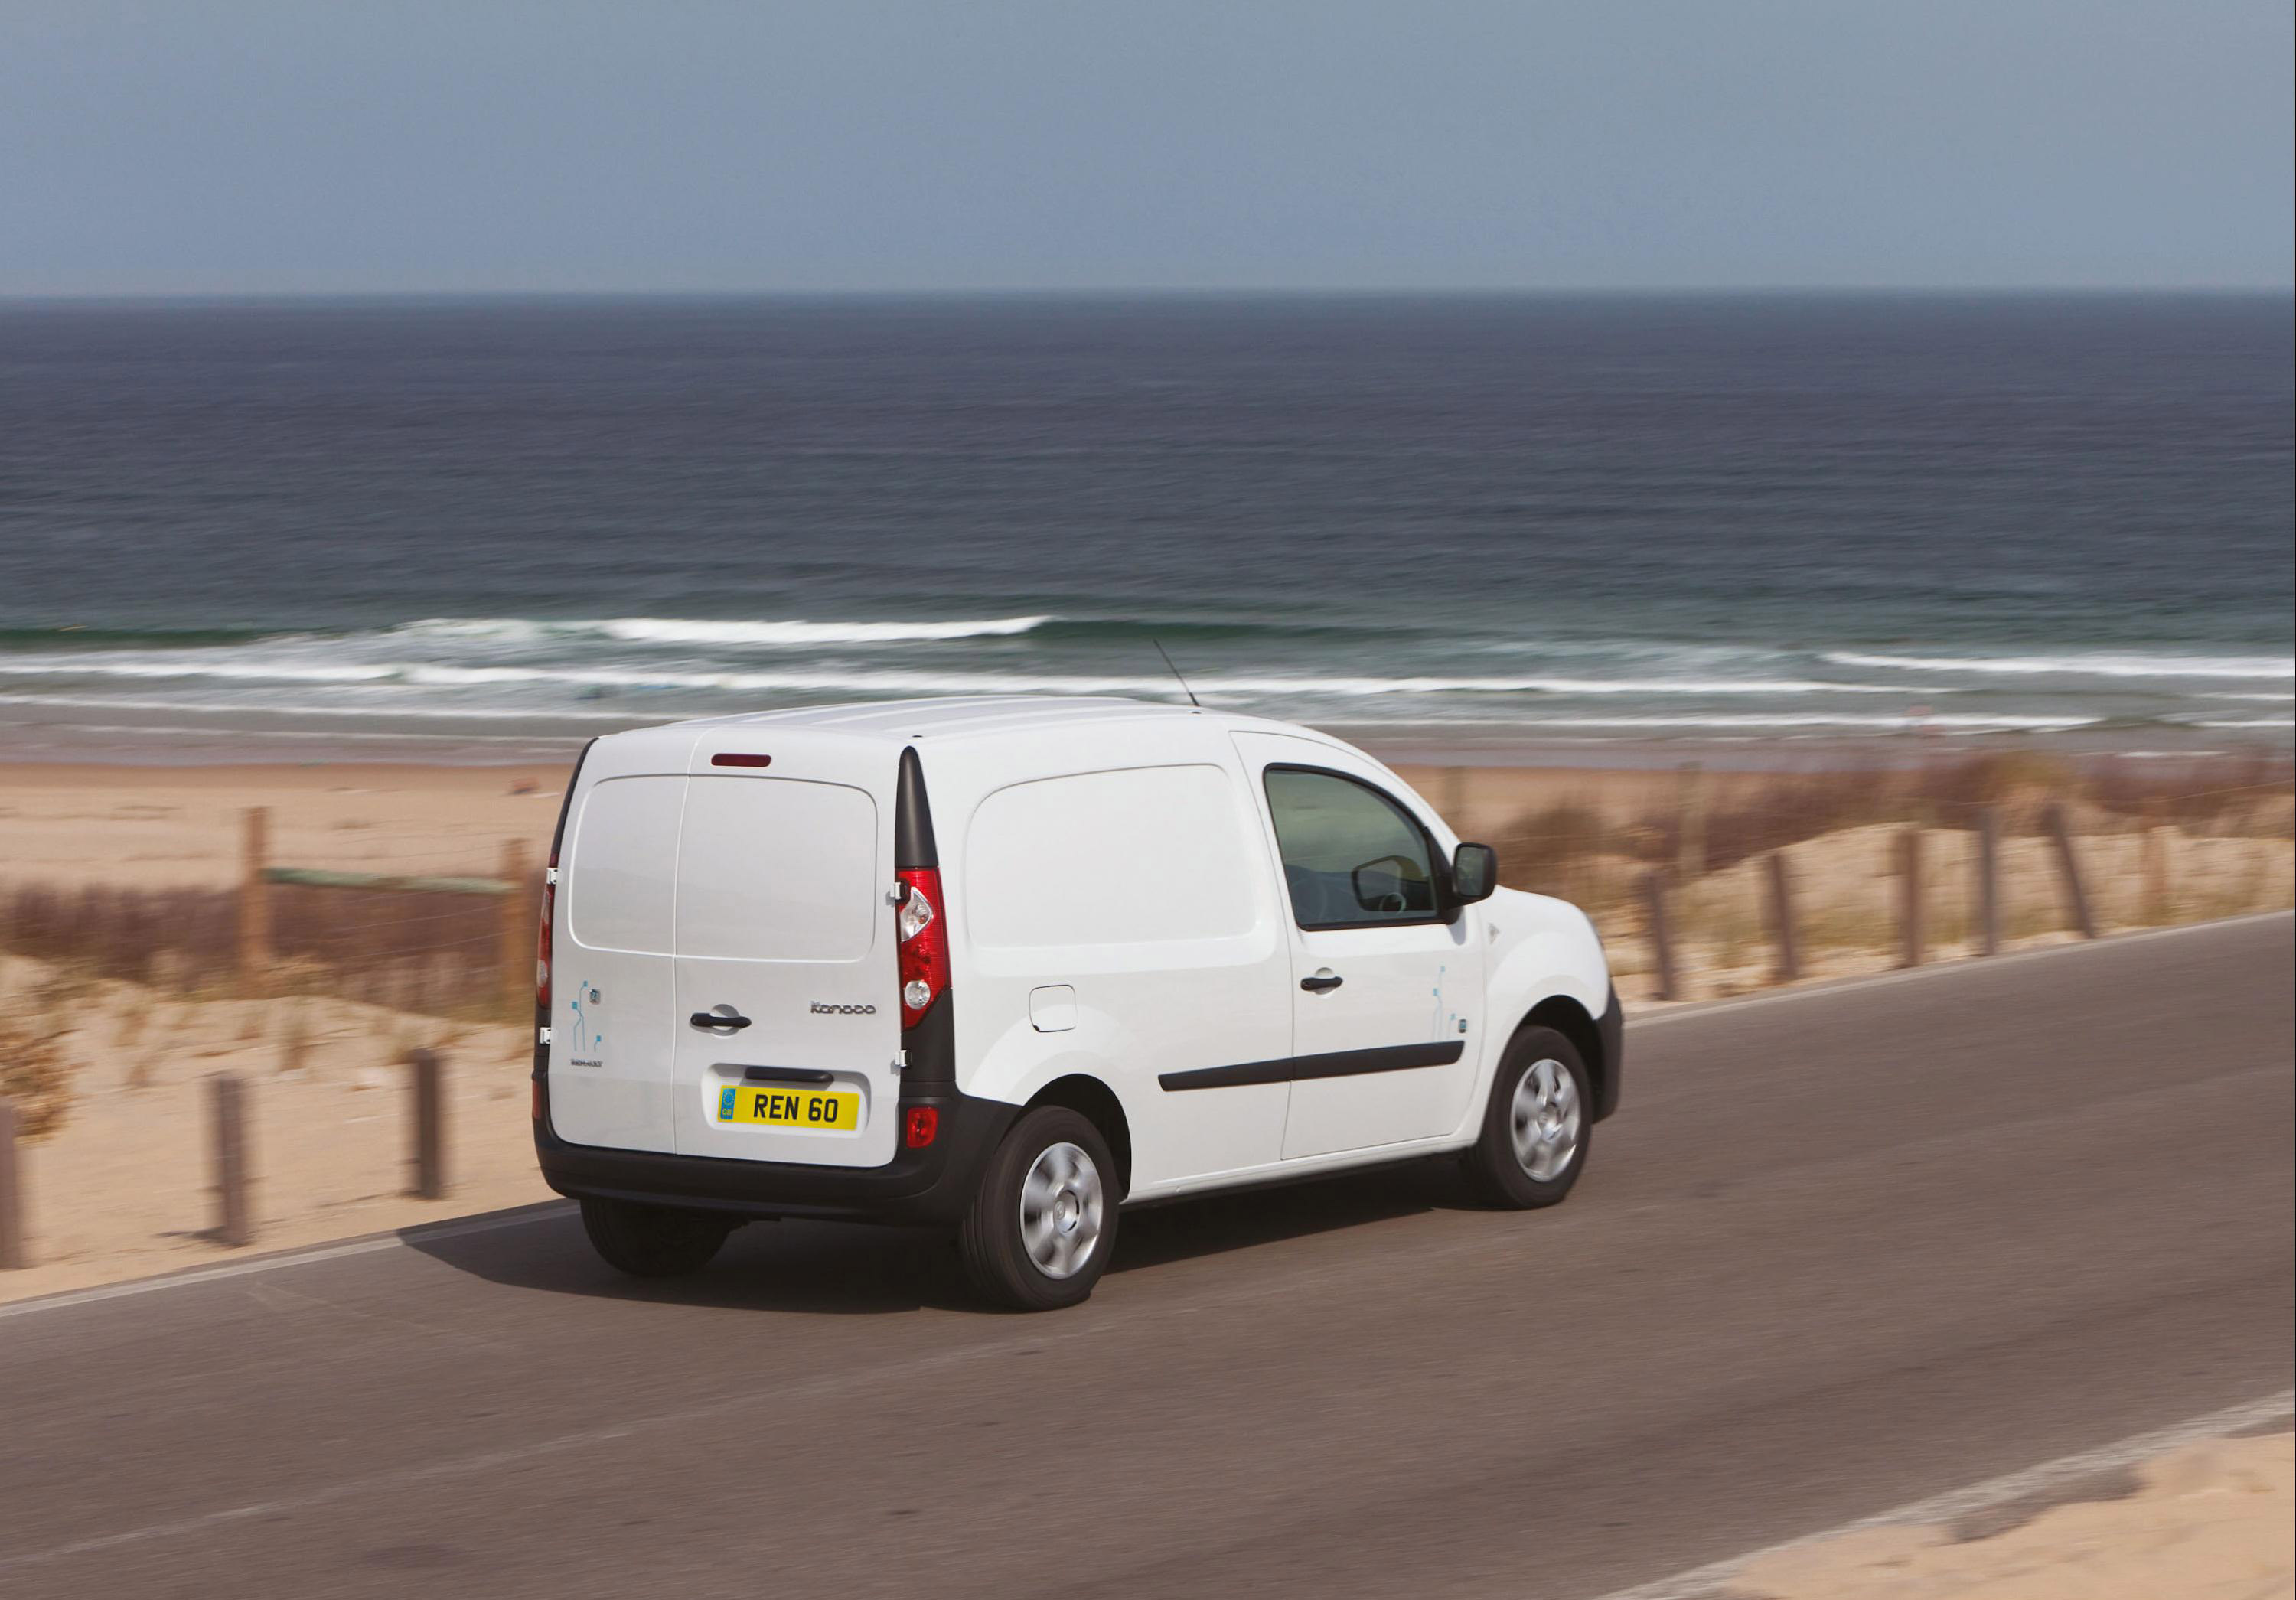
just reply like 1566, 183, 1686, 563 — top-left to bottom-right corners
3, 1, 2290, 293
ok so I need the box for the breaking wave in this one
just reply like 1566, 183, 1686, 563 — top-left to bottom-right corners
1824, 650, 2294, 680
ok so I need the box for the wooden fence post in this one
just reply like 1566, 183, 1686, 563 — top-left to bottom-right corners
1641, 871, 1680, 1002
2141, 802, 2170, 925
0, 1099, 25, 1270
211, 1074, 253, 1248
1899, 827, 1926, 968
2043, 803, 2098, 939
278, 996, 310, 1076
239, 807, 272, 998
499, 839, 533, 1016
1765, 850, 1801, 984
1676, 763, 1707, 884
1975, 807, 2002, 957
408, 1048, 446, 1200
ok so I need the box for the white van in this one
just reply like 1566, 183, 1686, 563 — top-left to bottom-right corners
533, 697, 1621, 1309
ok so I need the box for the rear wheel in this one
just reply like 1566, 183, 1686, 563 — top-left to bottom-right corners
579, 1197, 734, 1278
958, 1106, 1119, 1311
1461, 1026, 1591, 1209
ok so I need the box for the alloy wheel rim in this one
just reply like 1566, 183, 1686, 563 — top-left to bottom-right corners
1509, 1058, 1582, 1181
1019, 1141, 1104, 1280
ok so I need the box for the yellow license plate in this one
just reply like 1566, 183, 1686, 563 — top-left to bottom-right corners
716, 1084, 859, 1130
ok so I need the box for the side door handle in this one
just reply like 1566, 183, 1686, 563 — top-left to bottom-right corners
690, 1009, 753, 1031
1300, 973, 1344, 993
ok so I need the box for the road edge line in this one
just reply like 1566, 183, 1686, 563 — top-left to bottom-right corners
0, 1201, 572, 1321
1582, 1387, 2296, 1600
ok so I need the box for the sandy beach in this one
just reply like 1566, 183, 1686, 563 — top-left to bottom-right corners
1733, 1428, 2294, 1599
0, 760, 574, 891
0, 966, 547, 1305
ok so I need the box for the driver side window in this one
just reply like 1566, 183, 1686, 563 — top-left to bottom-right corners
1262, 767, 1440, 929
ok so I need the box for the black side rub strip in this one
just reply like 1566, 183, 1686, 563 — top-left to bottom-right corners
1158, 1039, 1464, 1093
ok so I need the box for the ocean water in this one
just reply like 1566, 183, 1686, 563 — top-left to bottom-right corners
0, 295, 2288, 764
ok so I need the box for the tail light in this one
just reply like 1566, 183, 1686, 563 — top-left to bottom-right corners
895, 866, 949, 1028
904, 1106, 940, 1149
533, 853, 555, 1122
536, 846, 557, 1014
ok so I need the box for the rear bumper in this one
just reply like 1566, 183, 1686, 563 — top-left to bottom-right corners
1594, 983, 1625, 1121
533, 1077, 1019, 1227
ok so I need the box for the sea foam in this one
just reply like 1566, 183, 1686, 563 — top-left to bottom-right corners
1824, 650, 2294, 680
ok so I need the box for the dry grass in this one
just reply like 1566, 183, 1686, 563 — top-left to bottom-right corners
1487, 754, 2295, 999
0, 877, 536, 1022
0, 969, 78, 1140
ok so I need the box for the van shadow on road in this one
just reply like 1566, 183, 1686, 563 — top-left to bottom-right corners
401, 1162, 1451, 1316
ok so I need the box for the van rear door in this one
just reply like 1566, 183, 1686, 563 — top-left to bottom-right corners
671, 729, 905, 1168
550, 740, 690, 1155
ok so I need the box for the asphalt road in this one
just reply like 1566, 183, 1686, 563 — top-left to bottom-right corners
3, 914, 2290, 1599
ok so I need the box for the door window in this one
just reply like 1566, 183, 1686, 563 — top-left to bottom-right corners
1262, 767, 1441, 930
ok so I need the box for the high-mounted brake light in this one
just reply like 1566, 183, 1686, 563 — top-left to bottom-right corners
895, 866, 948, 1028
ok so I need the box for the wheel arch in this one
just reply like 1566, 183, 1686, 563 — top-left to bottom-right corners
1512, 994, 1608, 1120
1024, 1073, 1133, 1198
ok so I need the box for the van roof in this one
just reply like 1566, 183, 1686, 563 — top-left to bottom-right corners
673, 695, 1257, 743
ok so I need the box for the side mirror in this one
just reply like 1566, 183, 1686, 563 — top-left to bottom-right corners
1351, 853, 1420, 914
1449, 842, 1498, 906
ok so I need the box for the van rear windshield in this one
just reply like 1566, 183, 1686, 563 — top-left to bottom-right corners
676, 776, 879, 962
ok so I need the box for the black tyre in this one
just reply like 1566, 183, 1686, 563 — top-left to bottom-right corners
957, 1106, 1120, 1312
1461, 1025, 1592, 1209
579, 1197, 734, 1279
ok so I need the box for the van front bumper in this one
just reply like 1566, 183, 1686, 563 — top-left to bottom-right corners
1594, 982, 1624, 1121
533, 1080, 1020, 1227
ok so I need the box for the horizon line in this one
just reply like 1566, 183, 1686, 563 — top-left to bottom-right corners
2, 283, 2292, 305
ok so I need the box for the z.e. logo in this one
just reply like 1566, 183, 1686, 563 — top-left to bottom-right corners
567, 977, 605, 1067
810, 1002, 877, 1015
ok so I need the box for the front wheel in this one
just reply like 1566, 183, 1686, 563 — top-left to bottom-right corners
579, 1197, 734, 1278
957, 1106, 1120, 1311
1461, 1026, 1591, 1209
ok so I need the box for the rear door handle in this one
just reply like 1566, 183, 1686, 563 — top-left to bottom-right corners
690, 1009, 753, 1031
1300, 973, 1344, 992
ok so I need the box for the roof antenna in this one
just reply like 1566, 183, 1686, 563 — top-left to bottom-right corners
1151, 639, 1202, 708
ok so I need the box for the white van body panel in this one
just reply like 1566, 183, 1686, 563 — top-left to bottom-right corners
925, 719, 1295, 1192
546, 697, 1616, 1210
1472, 886, 1613, 1111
